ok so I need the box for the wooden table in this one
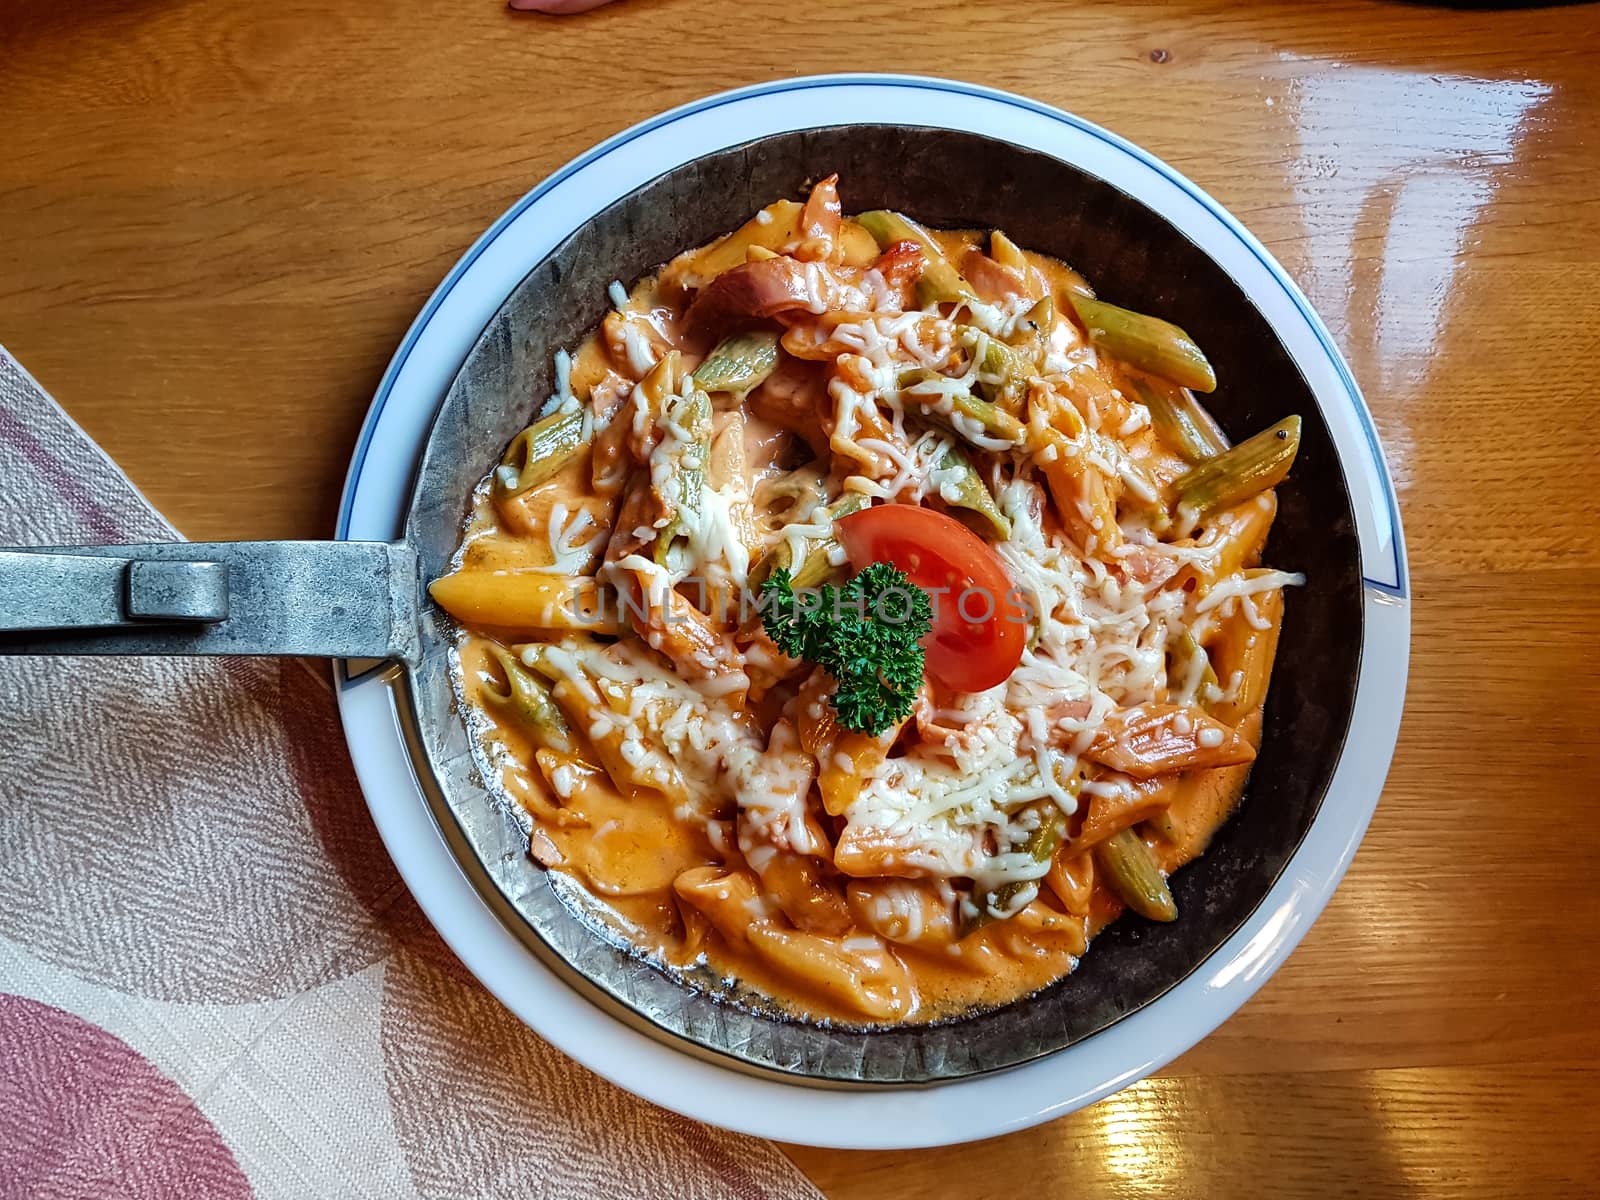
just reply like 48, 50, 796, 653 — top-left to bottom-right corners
4, 1, 1597, 1194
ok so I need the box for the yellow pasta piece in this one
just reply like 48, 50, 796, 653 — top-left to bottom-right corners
1035, 439, 1120, 556
602, 310, 670, 381
672, 865, 765, 946
833, 823, 971, 879
589, 413, 633, 498
744, 925, 915, 1022
1045, 851, 1095, 917
795, 670, 899, 817
626, 578, 743, 686
457, 532, 557, 572
835, 218, 882, 268
495, 762, 568, 828
1182, 492, 1278, 587
673, 867, 916, 1020
428, 570, 617, 634
532, 748, 602, 827
986, 900, 1089, 960
1083, 703, 1255, 778
990, 228, 1030, 274
668, 201, 803, 285
1209, 586, 1285, 731
819, 736, 893, 816
1028, 380, 1121, 555
780, 312, 947, 364
846, 880, 959, 948
1070, 775, 1180, 856
710, 418, 760, 541
745, 841, 851, 936
1028, 376, 1087, 441
627, 351, 687, 463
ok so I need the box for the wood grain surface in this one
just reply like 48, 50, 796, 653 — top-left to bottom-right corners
4, 1, 1598, 1195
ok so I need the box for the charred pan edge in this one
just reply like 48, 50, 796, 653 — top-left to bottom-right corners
402, 126, 1364, 1084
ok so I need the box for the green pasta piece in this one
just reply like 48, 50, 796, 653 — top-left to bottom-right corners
492, 408, 588, 502
1095, 827, 1177, 922
1166, 627, 1220, 707
897, 376, 1025, 448
1005, 295, 1055, 375
482, 644, 572, 753
691, 330, 782, 396
933, 444, 1011, 540
1067, 292, 1217, 393
856, 209, 978, 307
653, 389, 713, 565
758, 492, 869, 590
1171, 415, 1301, 530
968, 328, 1030, 415
961, 801, 1068, 938
1145, 808, 1186, 846
1129, 374, 1230, 464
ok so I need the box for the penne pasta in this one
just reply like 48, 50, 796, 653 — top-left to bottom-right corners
744, 924, 914, 1022
1045, 851, 1095, 917
429, 570, 617, 634
743, 842, 852, 936
1082, 703, 1256, 778
547, 674, 690, 808
1071, 775, 1181, 856
435, 176, 1305, 1026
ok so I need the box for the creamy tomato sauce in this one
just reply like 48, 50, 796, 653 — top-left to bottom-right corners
432, 180, 1299, 1025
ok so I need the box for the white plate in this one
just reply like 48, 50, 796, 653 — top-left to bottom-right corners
334, 74, 1409, 1150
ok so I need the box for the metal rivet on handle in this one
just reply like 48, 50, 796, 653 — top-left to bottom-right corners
124, 560, 230, 623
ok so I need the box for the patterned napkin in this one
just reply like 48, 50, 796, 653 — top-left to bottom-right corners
0, 346, 821, 1200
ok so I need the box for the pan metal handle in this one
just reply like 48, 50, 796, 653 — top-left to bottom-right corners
0, 541, 419, 662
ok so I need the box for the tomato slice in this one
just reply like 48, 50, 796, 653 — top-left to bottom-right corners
835, 504, 1027, 693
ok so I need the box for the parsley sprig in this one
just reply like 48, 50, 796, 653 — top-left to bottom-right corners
759, 562, 933, 737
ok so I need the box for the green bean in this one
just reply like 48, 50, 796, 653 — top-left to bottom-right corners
856, 209, 977, 307
961, 801, 1068, 937
691, 330, 781, 396
1129, 374, 1230, 464
1067, 293, 1217, 393
1170, 415, 1301, 531
492, 408, 588, 502
481, 644, 572, 753
653, 389, 713, 565
934, 444, 1010, 540
1095, 827, 1177, 922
